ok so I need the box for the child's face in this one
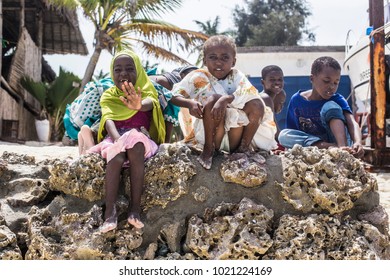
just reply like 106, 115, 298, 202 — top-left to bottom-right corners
310, 66, 340, 100
113, 55, 137, 89
203, 45, 236, 80
261, 70, 284, 95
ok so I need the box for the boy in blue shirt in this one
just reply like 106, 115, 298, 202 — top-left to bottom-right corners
278, 56, 364, 158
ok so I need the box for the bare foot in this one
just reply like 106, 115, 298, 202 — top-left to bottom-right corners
127, 212, 144, 229
100, 208, 117, 233
198, 152, 213, 170
236, 143, 252, 154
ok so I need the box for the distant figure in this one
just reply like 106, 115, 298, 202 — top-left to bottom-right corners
259, 65, 285, 139
171, 35, 277, 169
278, 56, 364, 158
88, 50, 165, 233
63, 78, 114, 149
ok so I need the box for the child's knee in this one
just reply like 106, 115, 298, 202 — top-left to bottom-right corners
244, 99, 264, 119
80, 125, 92, 134
128, 142, 145, 156
110, 153, 126, 166
204, 94, 221, 107
321, 101, 345, 124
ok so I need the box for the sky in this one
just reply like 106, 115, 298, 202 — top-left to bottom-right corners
44, 0, 371, 78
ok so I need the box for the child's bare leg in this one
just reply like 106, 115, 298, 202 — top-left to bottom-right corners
213, 119, 226, 151
329, 118, 348, 147
126, 142, 145, 229
198, 97, 220, 169
164, 121, 173, 143
238, 99, 264, 152
78, 125, 95, 155
101, 152, 126, 232
77, 132, 84, 155
228, 127, 244, 152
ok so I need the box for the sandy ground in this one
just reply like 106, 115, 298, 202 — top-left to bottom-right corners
0, 140, 389, 220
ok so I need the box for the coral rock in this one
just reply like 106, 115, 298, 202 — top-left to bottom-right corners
220, 152, 268, 187
0, 225, 23, 260
185, 198, 274, 259
279, 145, 377, 214
48, 153, 106, 201
264, 214, 390, 260
141, 143, 196, 210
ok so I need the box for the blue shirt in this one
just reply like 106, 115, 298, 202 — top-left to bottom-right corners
285, 90, 352, 137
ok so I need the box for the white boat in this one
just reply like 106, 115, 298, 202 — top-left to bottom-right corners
343, 3, 390, 115
343, 25, 390, 114
343, 30, 371, 114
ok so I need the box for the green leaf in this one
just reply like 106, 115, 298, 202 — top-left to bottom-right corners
20, 77, 48, 109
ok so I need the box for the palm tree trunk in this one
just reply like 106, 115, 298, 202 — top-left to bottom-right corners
80, 46, 102, 93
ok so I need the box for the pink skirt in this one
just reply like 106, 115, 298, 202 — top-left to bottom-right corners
88, 129, 158, 164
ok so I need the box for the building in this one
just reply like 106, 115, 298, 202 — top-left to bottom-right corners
0, 0, 87, 142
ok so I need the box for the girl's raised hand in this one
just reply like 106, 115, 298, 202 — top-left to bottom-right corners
119, 81, 142, 110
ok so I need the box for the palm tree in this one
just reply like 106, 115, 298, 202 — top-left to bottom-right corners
21, 68, 81, 141
192, 16, 236, 66
194, 16, 222, 36
93, 69, 110, 82
47, 0, 208, 91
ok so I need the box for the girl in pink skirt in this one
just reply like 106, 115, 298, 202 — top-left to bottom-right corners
88, 50, 165, 233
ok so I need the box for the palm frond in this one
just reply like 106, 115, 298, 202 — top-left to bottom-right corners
48, 67, 81, 111
120, 37, 191, 64
119, 21, 208, 48
20, 77, 48, 109
135, 0, 183, 19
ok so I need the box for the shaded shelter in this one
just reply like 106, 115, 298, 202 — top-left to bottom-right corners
1, 0, 88, 141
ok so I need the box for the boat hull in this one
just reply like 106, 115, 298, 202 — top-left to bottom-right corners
343, 35, 371, 113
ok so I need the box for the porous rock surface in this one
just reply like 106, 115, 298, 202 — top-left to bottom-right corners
185, 198, 274, 259
0, 144, 389, 260
278, 145, 378, 214
264, 214, 390, 260
220, 152, 268, 187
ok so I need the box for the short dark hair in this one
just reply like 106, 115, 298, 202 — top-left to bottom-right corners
311, 56, 341, 75
203, 35, 237, 56
261, 65, 283, 79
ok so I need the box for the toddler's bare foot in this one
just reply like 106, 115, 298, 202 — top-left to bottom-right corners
127, 212, 144, 229
100, 207, 117, 233
197, 144, 215, 170
197, 154, 213, 170
236, 146, 252, 155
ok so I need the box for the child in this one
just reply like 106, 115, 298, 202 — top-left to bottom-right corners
260, 65, 285, 113
171, 35, 277, 169
63, 78, 114, 148
259, 65, 285, 139
278, 56, 364, 158
88, 50, 165, 233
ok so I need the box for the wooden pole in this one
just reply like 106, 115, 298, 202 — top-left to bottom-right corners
369, 0, 386, 149
0, 0, 3, 78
